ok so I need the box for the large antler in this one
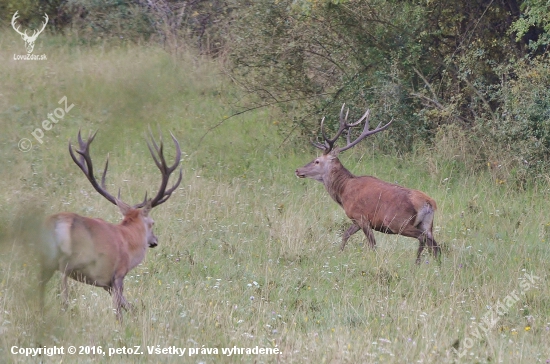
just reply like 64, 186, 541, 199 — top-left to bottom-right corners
134, 128, 182, 209
69, 130, 119, 206
312, 103, 393, 154
69, 129, 182, 209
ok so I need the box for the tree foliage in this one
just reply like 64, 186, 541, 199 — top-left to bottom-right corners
511, 0, 550, 51
225, 0, 550, 179
3, 0, 550, 180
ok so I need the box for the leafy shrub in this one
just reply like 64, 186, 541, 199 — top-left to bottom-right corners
484, 57, 550, 182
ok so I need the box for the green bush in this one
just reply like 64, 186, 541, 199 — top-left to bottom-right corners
484, 57, 550, 181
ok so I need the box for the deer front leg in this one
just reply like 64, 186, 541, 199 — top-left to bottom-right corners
120, 295, 133, 311
104, 285, 132, 312
341, 224, 361, 250
111, 277, 126, 322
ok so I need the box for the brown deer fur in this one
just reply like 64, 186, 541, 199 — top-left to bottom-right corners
296, 105, 440, 264
297, 153, 440, 263
39, 130, 181, 321
41, 202, 155, 321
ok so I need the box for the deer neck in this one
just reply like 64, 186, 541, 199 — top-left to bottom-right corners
119, 214, 148, 267
323, 158, 354, 206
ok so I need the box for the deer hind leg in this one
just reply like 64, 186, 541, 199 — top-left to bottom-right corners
416, 237, 426, 264
341, 224, 360, 251
424, 229, 441, 263
420, 222, 441, 263
416, 233, 441, 264
415, 204, 441, 263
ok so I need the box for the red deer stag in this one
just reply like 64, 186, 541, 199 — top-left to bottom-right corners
40, 130, 182, 321
295, 105, 440, 264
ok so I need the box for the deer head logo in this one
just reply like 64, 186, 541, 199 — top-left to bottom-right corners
12, 11, 48, 54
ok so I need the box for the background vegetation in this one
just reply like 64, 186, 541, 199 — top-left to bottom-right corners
1, 0, 550, 362
3, 0, 550, 182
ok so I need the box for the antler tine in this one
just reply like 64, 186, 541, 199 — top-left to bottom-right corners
167, 132, 182, 172
150, 168, 183, 206
319, 105, 349, 154
69, 129, 96, 174
319, 117, 329, 145
331, 104, 350, 142
345, 108, 370, 128
135, 130, 182, 209
146, 127, 164, 172
310, 139, 327, 151
100, 153, 110, 189
313, 104, 391, 154
316, 117, 333, 153
137, 192, 148, 208
346, 128, 352, 146
345, 109, 371, 146
337, 115, 393, 153
340, 103, 349, 125
69, 130, 118, 206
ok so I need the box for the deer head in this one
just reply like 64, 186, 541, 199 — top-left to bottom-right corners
68, 128, 182, 247
296, 104, 392, 182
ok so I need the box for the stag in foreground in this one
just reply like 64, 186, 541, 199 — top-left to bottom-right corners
295, 105, 440, 264
40, 130, 182, 321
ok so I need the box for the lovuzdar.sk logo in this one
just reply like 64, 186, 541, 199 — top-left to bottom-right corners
12, 11, 48, 61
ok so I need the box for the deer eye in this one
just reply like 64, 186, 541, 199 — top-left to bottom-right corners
315, 160, 320, 164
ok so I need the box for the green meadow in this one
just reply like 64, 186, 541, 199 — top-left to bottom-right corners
0, 33, 549, 363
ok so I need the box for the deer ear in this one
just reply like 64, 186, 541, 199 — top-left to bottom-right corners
116, 199, 133, 216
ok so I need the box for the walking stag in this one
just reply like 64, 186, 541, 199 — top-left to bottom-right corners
295, 105, 441, 263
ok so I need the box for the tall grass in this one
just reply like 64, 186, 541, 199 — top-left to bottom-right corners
0, 32, 549, 363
